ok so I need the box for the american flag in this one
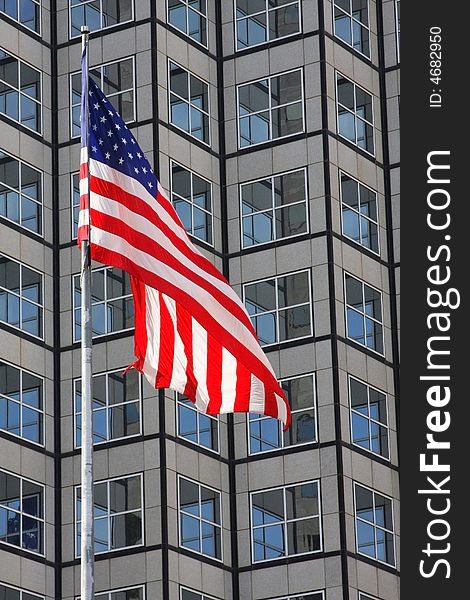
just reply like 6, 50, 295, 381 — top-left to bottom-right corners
79, 67, 291, 429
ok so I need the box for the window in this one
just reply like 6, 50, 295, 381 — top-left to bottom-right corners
74, 368, 141, 447
0, 255, 43, 338
76, 474, 143, 555
178, 476, 222, 560
333, 0, 370, 57
354, 483, 395, 566
248, 373, 317, 454
395, 0, 400, 60
344, 273, 384, 354
171, 161, 212, 245
0, 0, 40, 32
349, 376, 389, 459
359, 595, 380, 600
340, 172, 378, 254
0, 50, 41, 133
251, 481, 321, 562
169, 61, 210, 145
70, 0, 134, 38
0, 469, 44, 554
0, 583, 43, 600
72, 172, 80, 239
336, 73, 374, 155
168, 0, 207, 47
180, 587, 220, 600
235, 0, 301, 50
0, 149, 42, 234
244, 270, 312, 346
238, 69, 304, 148
73, 266, 134, 341
82, 586, 144, 600
0, 361, 43, 445
71, 57, 135, 137
177, 394, 219, 453
241, 168, 308, 248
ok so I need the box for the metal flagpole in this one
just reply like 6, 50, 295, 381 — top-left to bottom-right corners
80, 25, 95, 600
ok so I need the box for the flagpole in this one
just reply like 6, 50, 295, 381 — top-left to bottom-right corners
80, 25, 95, 600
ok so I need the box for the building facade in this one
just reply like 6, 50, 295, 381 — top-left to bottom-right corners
0, 1, 400, 599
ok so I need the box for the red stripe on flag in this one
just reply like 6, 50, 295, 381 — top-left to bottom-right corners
80, 161, 88, 180
206, 338, 223, 416
155, 292, 175, 388
130, 276, 148, 375
234, 361, 252, 413
175, 304, 197, 400
263, 389, 278, 420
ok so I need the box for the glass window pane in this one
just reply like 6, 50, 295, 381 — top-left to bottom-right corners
238, 80, 269, 115
0, 472, 20, 510
201, 520, 220, 557
269, 4, 300, 40
286, 483, 318, 518
110, 511, 142, 548
172, 163, 192, 200
335, 10, 352, 45
243, 211, 273, 246
342, 206, 360, 242
180, 478, 200, 516
274, 170, 305, 206
236, 0, 266, 17
284, 409, 316, 445
272, 71, 302, 106
278, 305, 311, 341
0, 362, 20, 398
287, 517, 320, 554
272, 103, 303, 138
109, 476, 141, 513
345, 275, 363, 308
21, 406, 41, 443
239, 112, 270, 146
364, 284, 381, 319
253, 523, 284, 560
352, 0, 368, 26
0, 258, 20, 292
171, 95, 190, 132
249, 417, 280, 452
347, 308, 365, 344
275, 203, 307, 238
338, 107, 355, 142
168, 0, 188, 34
21, 301, 41, 336
170, 63, 189, 99
352, 412, 370, 449
181, 513, 200, 552
252, 489, 284, 525
0, 397, 20, 436
20, 64, 40, 100
278, 272, 309, 307
242, 179, 272, 214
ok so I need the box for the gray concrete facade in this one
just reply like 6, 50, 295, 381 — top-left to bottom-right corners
0, 1, 400, 599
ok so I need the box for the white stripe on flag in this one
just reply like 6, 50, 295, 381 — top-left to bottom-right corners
192, 318, 209, 414
220, 348, 237, 414
248, 374, 266, 414
143, 285, 160, 386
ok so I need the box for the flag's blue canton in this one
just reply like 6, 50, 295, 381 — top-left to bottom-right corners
88, 79, 158, 193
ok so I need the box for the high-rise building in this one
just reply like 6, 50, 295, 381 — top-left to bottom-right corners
0, 1, 400, 599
